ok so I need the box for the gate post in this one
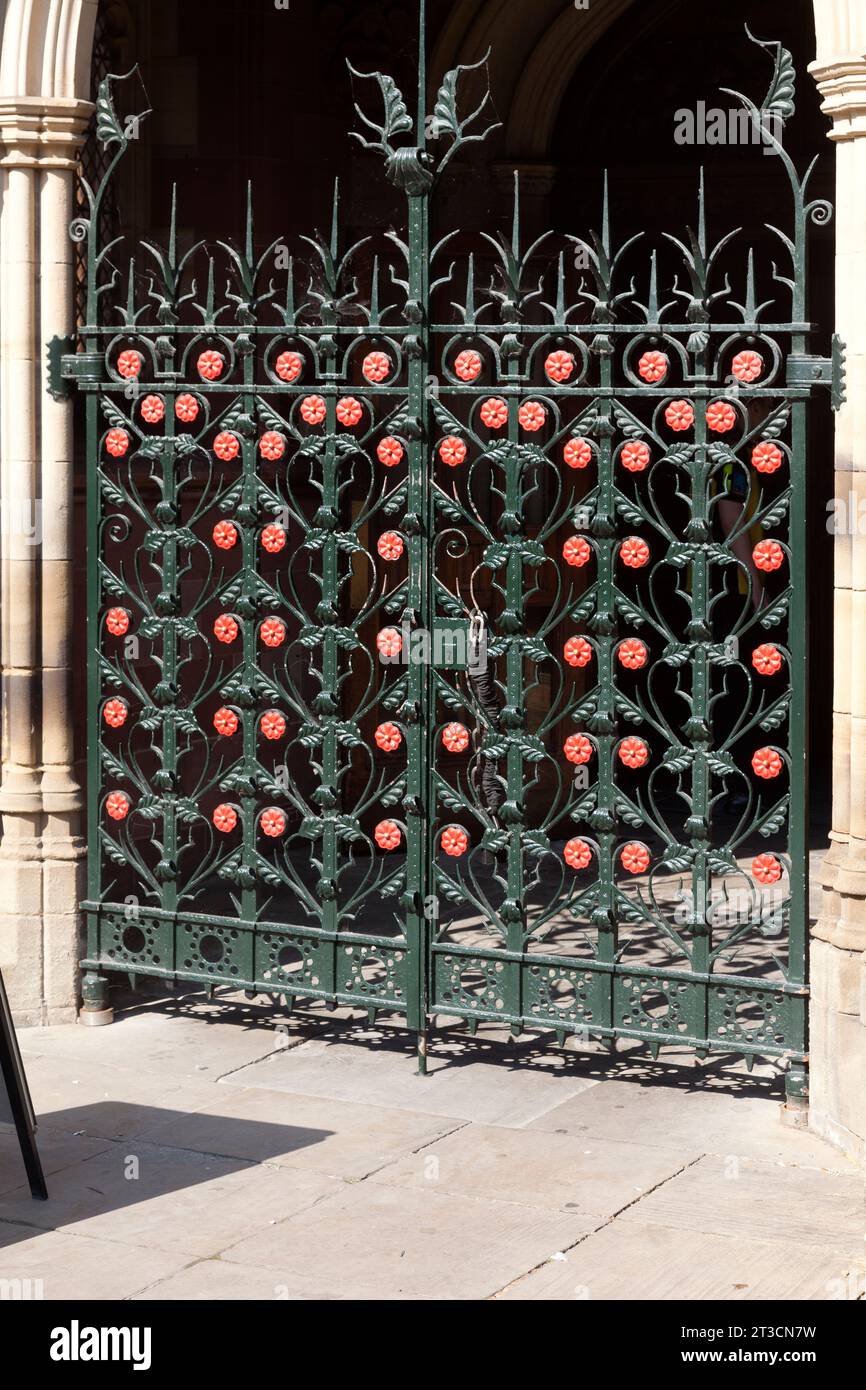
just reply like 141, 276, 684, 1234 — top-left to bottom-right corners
0, 98, 91, 1024
809, 1, 866, 1160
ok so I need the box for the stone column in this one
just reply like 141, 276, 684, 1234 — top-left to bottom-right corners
809, 0, 866, 1162
0, 98, 91, 1024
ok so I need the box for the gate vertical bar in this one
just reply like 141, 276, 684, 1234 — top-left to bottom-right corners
321, 188, 341, 999
409, 0, 431, 1066
785, 170, 812, 1106
688, 184, 711, 1042
786, 392, 808, 1106
592, 176, 618, 1041
80, 128, 130, 1016
502, 181, 526, 1023
83, 384, 103, 1009
240, 192, 260, 943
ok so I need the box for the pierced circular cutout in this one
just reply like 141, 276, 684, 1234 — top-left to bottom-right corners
200, 935, 224, 964
121, 925, 146, 954
459, 967, 487, 998
277, 945, 305, 975
549, 978, 576, 1010
640, 989, 669, 1020
360, 955, 386, 985
734, 999, 764, 1033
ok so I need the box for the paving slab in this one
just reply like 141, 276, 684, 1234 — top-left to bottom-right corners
495, 1221, 866, 1301
616, 1153, 864, 1256
222, 1182, 593, 1299
18, 1002, 307, 1078
0, 1225, 194, 1301
132, 1257, 318, 1301
151, 1086, 462, 1180
4, 998, 861, 1302
231, 1029, 599, 1126
529, 1076, 854, 1167
0, 1140, 342, 1258
368, 1122, 697, 1219
21, 1053, 220, 1143
0, 1129, 112, 1197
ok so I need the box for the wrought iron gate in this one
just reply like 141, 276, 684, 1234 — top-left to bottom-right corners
65, 17, 843, 1098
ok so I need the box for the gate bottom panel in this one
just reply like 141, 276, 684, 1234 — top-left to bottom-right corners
83, 903, 412, 1015
430, 945, 807, 1062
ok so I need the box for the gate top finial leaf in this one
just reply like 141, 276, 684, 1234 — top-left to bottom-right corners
346, 62, 433, 194
431, 49, 501, 178
346, 64, 414, 150
95, 77, 125, 148
95, 66, 153, 149
745, 25, 796, 123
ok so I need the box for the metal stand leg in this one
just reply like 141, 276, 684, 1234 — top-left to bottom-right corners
78, 971, 113, 1027
782, 1061, 809, 1128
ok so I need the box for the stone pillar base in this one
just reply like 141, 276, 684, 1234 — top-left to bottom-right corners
0, 814, 85, 1027
809, 935, 866, 1165
780, 1102, 810, 1131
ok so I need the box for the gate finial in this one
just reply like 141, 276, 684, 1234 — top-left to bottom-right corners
347, 1, 498, 193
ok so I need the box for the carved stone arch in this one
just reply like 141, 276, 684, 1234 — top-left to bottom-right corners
432, 0, 643, 162
0, 0, 99, 103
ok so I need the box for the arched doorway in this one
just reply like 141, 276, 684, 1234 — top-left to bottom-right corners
45, 0, 835, 1104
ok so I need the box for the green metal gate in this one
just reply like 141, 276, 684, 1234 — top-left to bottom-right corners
65, 14, 843, 1099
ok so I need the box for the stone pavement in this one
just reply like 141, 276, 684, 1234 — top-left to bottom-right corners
0, 997, 863, 1301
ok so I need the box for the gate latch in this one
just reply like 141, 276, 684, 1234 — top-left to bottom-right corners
433, 616, 471, 670
786, 334, 846, 411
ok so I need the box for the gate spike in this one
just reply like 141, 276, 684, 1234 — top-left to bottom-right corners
168, 183, 177, 269
744, 1051, 756, 1073
284, 256, 296, 327
370, 255, 380, 325
601, 170, 610, 258
245, 180, 254, 266
648, 1040, 661, 1060
743, 248, 757, 322
697, 166, 706, 257
647, 250, 659, 324
330, 178, 340, 259
205, 255, 215, 325
511, 169, 521, 258
125, 256, 136, 322
463, 253, 476, 325
554, 251, 566, 325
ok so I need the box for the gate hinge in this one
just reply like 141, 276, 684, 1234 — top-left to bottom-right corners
46, 335, 75, 401
51, 339, 108, 396
785, 334, 846, 410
